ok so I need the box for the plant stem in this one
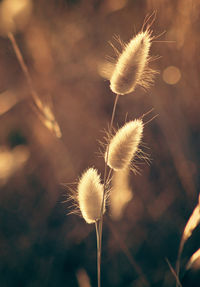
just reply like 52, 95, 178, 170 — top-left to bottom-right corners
102, 93, 119, 215
175, 238, 184, 287
97, 93, 119, 287
7, 32, 41, 109
7, 32, 62, 138
95, 220, 101, 287
166, 258, 183, 287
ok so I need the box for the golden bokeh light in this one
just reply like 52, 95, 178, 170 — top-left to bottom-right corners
162, 66, 181, 85
106, 0, 127, 12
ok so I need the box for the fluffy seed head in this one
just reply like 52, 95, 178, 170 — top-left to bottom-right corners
78, 168, 104, 224
105, 119, 143, 170
110, 30, 154, 95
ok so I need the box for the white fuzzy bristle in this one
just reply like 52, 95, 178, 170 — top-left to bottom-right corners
105, 119, 143, 170
110, 31, 154, 95
78, 168, 104, 224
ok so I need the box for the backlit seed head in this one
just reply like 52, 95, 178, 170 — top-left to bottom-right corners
105, 119, 143, 170
110, 30, 156, 95
78, 168, 105, 224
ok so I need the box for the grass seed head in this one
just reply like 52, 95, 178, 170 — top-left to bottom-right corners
78, 168, 105, 224
110, 30, 156, 95
105, 119, 143, 171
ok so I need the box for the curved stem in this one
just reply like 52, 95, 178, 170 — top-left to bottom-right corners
7, 32, 41, 108
7, 32, 62, 138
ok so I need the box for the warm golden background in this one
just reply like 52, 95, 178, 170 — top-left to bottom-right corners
0, 0, 200, 286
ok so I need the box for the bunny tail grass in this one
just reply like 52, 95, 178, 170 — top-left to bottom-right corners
105, 119, 143, 171
110, 30, 156, 95
78, 168, 105, 224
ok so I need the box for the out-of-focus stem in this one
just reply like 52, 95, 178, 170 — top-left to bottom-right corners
7, 32, 41, 110
7, 32, 62, 138
175, 238, 184, 287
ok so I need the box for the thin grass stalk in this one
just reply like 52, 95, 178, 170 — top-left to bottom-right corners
7, 32, 41, 107
103, 93, 120, 187
8, 31, 61, 138
166, 259, 183, 287
100, 93, 119, 227
175, 238, 184, 287
95, 220, 101, 287
97, 93, 119, 287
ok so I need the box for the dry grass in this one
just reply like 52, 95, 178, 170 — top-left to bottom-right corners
0, 0, 200, 286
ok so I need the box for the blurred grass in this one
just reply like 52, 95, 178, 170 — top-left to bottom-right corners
0, 0, 200, 286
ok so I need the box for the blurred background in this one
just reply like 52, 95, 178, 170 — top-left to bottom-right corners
0, 0, 200, 286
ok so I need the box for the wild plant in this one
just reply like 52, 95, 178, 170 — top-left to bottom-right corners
69, 12, 159, 287
175, 194, 200, 287
0, 0, 62, 138
1, 2, 183, 285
